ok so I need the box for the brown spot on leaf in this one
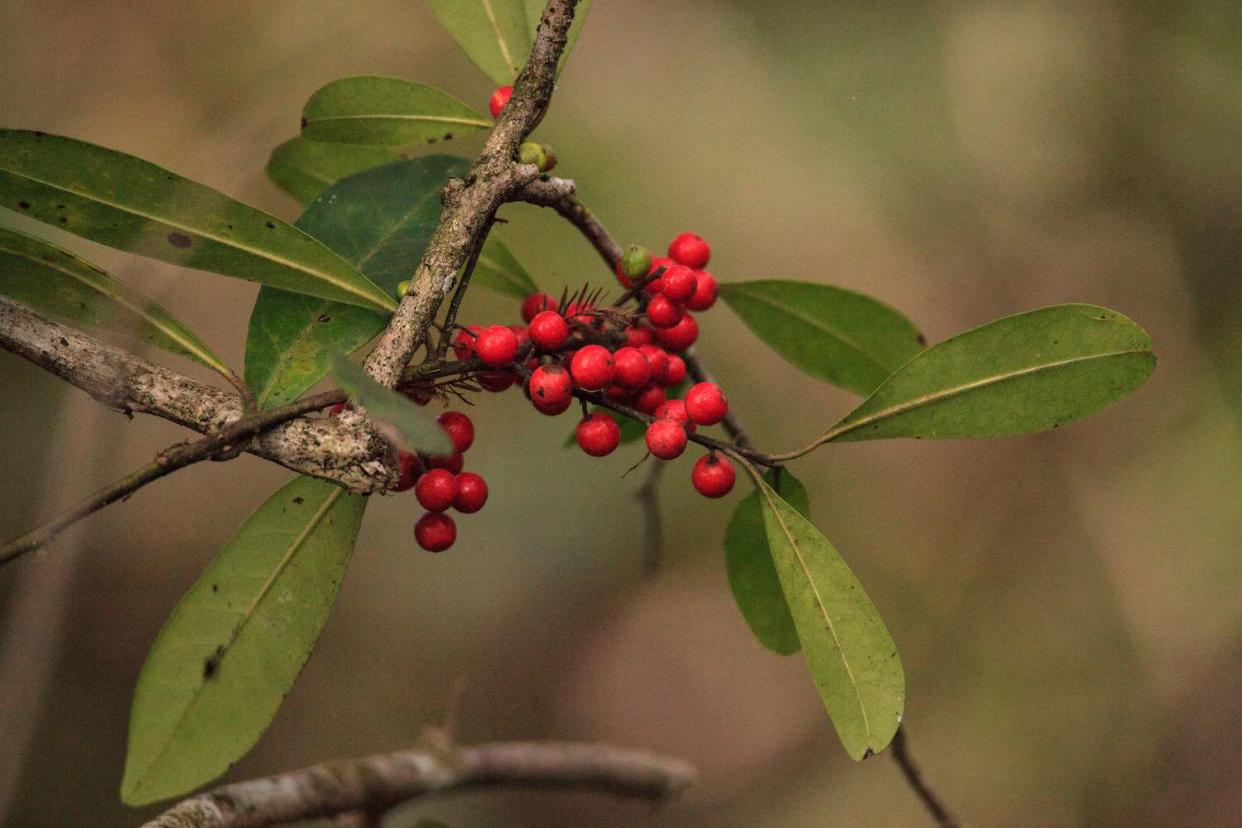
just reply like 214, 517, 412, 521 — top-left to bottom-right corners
265, 221, 275, 229
292, 496, 305, 505
317, 314, 331, 323
17, 201, 29, 210
167, 232, 192, 249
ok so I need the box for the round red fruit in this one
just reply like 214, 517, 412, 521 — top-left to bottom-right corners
521, 292, 555, 323
401, 382, 434, 405
329, 402, 347, 416
529, 310, 569, 350
426, 452, 464, 474
645, 294, 684, 329
645, 418, 688, 460
528, 363, 573, 406
654, 399, 696, 432
631, 383, 667, 415
415, 512, 457, 552
691, 453, 735, 498
475, 324, 519, 366
393, 451, 422, 492
532, 394, 573, 416
654, 313, 698, 352
452, 472, 488, 513
436, 411, 474, 453
662, 354, 687, 387
453, 324, 484, 360
604, 383, 631, 404
686, 270, 718, 311
624, 326, 654, 348
684, 382, 729, 426
668, 232, 711, 269
637, 345, 669, 384
488, 85, 513, 119
478, 370, 516, 392
612, 346, 652, 389
415, 468, 458, 512
644, 255, 674, 295
576, 412, 621, 457
660, 264, 698, 303
570, 344, 615, 391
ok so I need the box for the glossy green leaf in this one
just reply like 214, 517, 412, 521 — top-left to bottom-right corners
757, 478, 904, 760
266, 137, 398, 206
523, 0, 593, 75
725, 468, 808, 656
302, 76, 491, 147
427, 0, 531, 85
473, 236, 537, 297
719, 280, 923, 396
121, 475, 366, 805
0, 226, 230, 377
331, 353, 453, 456
245, 156, 469, 409
820, 304, 1156, 443
0, 130, 394, 311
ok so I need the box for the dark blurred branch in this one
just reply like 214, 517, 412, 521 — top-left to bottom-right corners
891, 727, 961, 828
142, 736, 695, 828
636, 460, 665, 576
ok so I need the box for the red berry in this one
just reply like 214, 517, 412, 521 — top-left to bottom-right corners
576, 412, 622, 456
668, 232, 711, 269
623, 326, 654, 348
415, 511, 456, 552
654, 312, 698, 352
426, 452, 464, 474
453, 325, 484, 360
662, 354, 687, 387
570, 344, 615, 391
528, 363, 573, 407
329, 401, 347, 416
612, 346, 652, 389
415, 468, 459, 512
401, 382, 434, 405
452, 472, 488, 513
532, 394, 572, 416
660, 265, 698, 303
529, 309, 569, 350
645, 294, 684, 329
637, 345, 669, 385
521, 292, 555, 323
686, 270, 718, 311
644, 255, 675, 294
691, 453, 735, 498
604, 384, 631, 404
393, 451, 422, 492
684, 382, 728, 426
436, 411, 474, 453
478, 370, 516, 392
475, 324, 518, 366
631, 383, 667, 415
654, 399, 696, 432
488, 85, 513, 119
510, 324, 530, 347
645, 418, 688, 460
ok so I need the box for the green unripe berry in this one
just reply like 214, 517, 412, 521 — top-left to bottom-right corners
620, 245, 653, 281
539, 144, 558, 172
518, 142, 547, 169
395, 279, 411, 300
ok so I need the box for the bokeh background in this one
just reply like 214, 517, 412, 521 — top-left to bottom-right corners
2, 1, 1240, 825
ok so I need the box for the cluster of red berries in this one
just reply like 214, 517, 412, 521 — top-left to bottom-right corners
448, 231, 736, 500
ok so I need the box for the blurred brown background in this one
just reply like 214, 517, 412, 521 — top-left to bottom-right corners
1, 1, 1240, 825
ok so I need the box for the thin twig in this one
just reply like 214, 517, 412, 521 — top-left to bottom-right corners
636, 460, 665, 576
143, 738, 695, 828
891, 728, 961, 827
435, 216, 495, 361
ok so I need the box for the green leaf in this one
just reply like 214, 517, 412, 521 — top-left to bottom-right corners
757, 477, 904, 760
0, 130, 395, 312
724, 468, 808, 656
719, 280, 924, 396
330, 353, 453, 456
819, 304, 1156, 443
427, 0, 531, 85
121, 475, 366, 805
266, 137, 398, 206
523, 0, 593, 76
301, 76, 492, 147
0, 226, 231, 377
473, 236, 537, 297
245, 156, 469, 409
